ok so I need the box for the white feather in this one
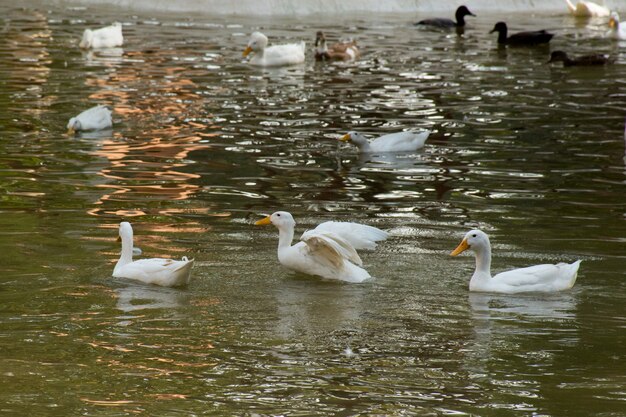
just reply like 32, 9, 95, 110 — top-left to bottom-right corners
79, 22, 123, 49
313, 221, 389, 250
342, 131, 430, 153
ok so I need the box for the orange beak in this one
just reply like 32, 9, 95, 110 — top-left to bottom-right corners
243, 46, 253, 57
255, 216, 271, 226
450, 238, 470, 256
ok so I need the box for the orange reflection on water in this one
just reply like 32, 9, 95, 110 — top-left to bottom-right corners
81, 47, 219, 217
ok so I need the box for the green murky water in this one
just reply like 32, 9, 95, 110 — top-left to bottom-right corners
0, 3, 624, 416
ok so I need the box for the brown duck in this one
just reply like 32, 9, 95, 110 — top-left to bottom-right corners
314, 31, 360, 61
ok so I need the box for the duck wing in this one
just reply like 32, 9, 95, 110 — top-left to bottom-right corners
313, 222, 388, 250
301, 230, 363, 267
507, 30, 554, 46
416, 18, 456, 28
77, 105, 112, 130
370, 131, 429, 152
493, 260, 580, 291
263, 42, 306, 66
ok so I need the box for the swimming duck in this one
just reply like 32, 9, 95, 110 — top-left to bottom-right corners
450, 229, 581, 293
255, 211, 388, 283
79, 22, 123, 49
565, 0, 610, 17
113, 222, 194, 287
548, 50, 614, 66
490, 22, 554, 46
243, 32, 305, 67
416, 5, 476, 29
340, 131, 430, 153
608, 12, 626, 40
314, 31, 360, 61
67, 105, 112, 135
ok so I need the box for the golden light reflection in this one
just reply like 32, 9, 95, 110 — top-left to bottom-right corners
82, 48, 220, 217
4, 10, 54, 119
80, 398, 135, 406
148, 394, 188, 400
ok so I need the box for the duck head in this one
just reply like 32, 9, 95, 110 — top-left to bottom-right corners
340, 132, 368, 147
118, 221, 133, 242
243, 31, 268, 57
67, 117, 81, 135
255, 211, 296, 230
456, 5, 476, 21
450, 229, 490, 256
315, 31, 327, 48
609, 12, 620, 29
489, 22, 508, 35
79, 29, 93, 49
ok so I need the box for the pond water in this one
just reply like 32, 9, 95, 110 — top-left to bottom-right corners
0, 3, 624, 416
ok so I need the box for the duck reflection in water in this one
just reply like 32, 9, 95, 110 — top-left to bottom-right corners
114, 284, 190, 313
465, 292, 579, 368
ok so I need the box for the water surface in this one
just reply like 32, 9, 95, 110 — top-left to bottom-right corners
0, 4, 624, 416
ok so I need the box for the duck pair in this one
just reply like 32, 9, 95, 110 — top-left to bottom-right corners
242, 31, 360, 67
255, 212, 581, 293
415, 6, 553, 46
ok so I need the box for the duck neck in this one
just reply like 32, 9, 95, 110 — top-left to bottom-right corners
114, 233, 134, 273
277, 225, 295, 251
497, 29, 508, 44
354, 138, 372, 152
473, 246, 492, 279
456, 12, 466, 27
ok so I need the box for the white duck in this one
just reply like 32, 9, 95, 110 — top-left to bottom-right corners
67, 105, 112, 135
255, 211, 388, 283
113, 222, 194, 287
340, 131, 430, 153
608, 12, 626, 39
450, 229, 581, 293
243, 32, 305, 67
565, 0, 610, 17
79, 22, 123, 49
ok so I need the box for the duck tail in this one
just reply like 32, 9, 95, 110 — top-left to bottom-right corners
566, 260, 582, 288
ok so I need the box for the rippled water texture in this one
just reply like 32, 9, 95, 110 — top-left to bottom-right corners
0, 3, 624, 416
